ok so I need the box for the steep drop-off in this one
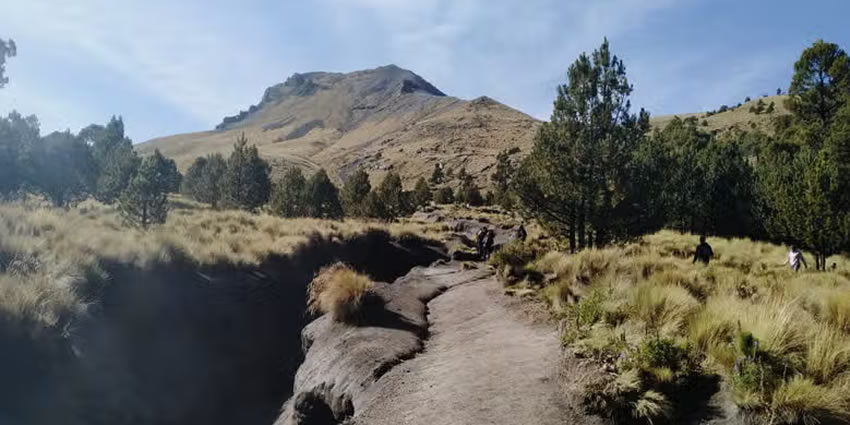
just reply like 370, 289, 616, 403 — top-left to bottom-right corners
0, 230, 446, 425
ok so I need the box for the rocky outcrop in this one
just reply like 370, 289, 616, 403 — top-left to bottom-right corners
276, 265, 490, 425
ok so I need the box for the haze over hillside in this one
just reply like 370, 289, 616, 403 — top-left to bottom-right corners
139, 64, 790, 187
138, 65, 539, 187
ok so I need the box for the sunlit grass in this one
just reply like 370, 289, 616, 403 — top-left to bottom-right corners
500, 230, 850, 423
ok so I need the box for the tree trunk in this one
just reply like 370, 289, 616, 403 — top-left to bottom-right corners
569, 205, 577, 254
577, 199, 586, 250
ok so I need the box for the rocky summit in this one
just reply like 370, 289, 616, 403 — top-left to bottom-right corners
138, 65, 540, 187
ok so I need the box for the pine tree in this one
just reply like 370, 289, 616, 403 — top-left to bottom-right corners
0, 112, 39, 197
456, 174, 483, 206
81, 117, 140, 204
341, 169, 372, 217
757, 148, 850, 270
491, 149, 515, 209
456, 167, 469, 183
363, 191, 386, 219
412, 177, 432, 208
515, 39, 653, 251
150, 150, 182, 193
788, 40, 850, 132
429, 163, 443, 185
119, 155, 169, 229
756, 40, 850, 269
182, 154, 226, 207
223, 133, 271, 211
305, 169, 343, 219
434, 187, 454, 204
270, 167, 308, 218
35, 131, 96, 207
375, 171, 407, 221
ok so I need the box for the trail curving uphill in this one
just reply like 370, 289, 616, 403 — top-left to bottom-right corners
352, 267, 593, 425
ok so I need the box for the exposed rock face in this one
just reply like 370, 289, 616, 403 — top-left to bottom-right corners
137, 65, 539, 187
276, 264, 491, 425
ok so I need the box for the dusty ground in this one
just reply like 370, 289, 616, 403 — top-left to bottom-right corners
352, 267, 599, 425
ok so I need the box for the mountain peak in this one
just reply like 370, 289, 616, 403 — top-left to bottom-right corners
216, 65, 445, 130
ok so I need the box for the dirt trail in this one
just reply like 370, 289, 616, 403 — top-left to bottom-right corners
352, 266, 596, 425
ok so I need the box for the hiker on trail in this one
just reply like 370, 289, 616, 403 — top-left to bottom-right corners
783, 246, 808, 272
485, 228, 496, 260
514, 223, 527, 242
693, 236, 714, 265
476, 227, 488, 260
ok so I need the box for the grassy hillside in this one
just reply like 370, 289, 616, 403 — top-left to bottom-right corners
652, 95, 789, 135
494, 231, 850, 424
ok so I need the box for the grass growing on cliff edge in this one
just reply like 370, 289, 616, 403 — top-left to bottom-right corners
0, 198, 445, 364
308, 262, 378, 323
495, 231, 850, 424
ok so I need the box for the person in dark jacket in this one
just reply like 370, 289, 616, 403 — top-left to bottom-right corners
485, 228, 496, 260
693, 235, 714, 265
476, 227, 488, 260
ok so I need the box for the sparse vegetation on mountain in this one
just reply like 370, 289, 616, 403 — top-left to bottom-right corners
222, 133, 271, 211
749, 98, 766, 114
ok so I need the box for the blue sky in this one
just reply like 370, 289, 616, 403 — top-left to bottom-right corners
0, 0, 847, 143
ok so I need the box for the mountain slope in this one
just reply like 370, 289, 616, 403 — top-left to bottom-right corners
138, 65, 539, 187
651, 95, 789, 134
139, 65, 791, 188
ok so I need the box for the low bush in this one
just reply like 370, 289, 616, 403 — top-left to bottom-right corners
307, 262, 378, 323
490, 240, 538, 269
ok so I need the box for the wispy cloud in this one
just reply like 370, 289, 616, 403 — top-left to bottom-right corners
0, 0, 822, 141
316, 0, 690, 119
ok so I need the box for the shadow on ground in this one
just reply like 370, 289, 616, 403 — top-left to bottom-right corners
0, 229, 446, 425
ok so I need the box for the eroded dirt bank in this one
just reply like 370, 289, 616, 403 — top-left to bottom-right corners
0, 230, 445, 425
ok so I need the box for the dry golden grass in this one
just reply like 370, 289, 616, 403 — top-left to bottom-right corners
307, 262, 376, 323
0, 197, 446, 341
651, 95, 790, 135
0, 196, 446, 269
511, 230, 850, 423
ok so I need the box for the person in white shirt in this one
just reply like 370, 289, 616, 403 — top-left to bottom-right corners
783, 246, 808, 272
